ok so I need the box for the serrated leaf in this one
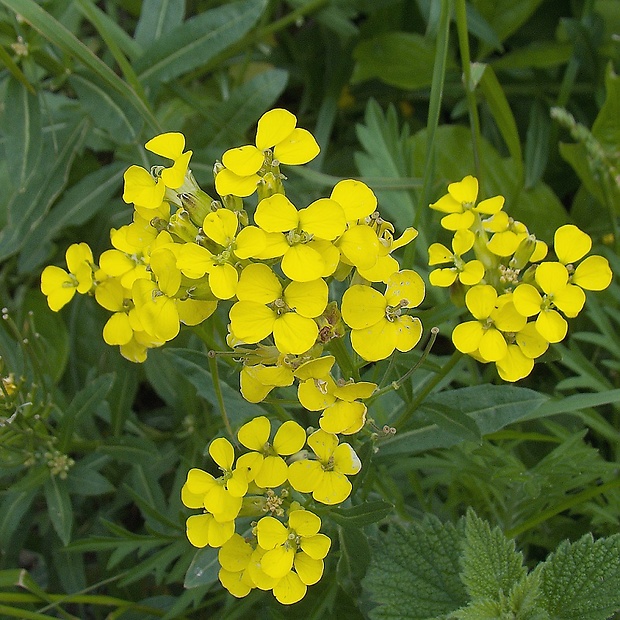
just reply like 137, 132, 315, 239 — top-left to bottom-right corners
331, 501, 394, 528
184, 547, 220, 589
3, 76, 42, 192
134, 0, 185, 46
135, 0, 267, 86
461, 509, 526, 601
58, 374, 115, 452
363, 515, 468, 620
536, 533, 620, 620
378, 385, 547, 457
44, 477, 73, 546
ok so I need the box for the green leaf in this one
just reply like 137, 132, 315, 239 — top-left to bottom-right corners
423, 401, 482, 443
44, 476, 73, 545
21, 290, 69, 383
18, 162, 125, 273
478, 64, 523, 183
461, 509, 527, 600
98, 436, 161, 465
134, 0, 185, 46
184, 547, 220, 589
521, 388, 620, 422
0, 488, 38, 549
164, 348, 263, 428
524, 100, 550, 189
135, 0, 267, 86
378, 385, 547, 457
0, 0, 159, 130
363, 515, 468, 620
330, 501, 394, 528
337, 526, 371, 598
58, 374, 115, 452
192, 68, 288, 156
538, 533, 620, 620
65, 461, 114, 497
490, 42, 573, 70
3, 76, 42, 192
0, 118, 90, 262
352, 32, 454, 90
69, 73, 144, 142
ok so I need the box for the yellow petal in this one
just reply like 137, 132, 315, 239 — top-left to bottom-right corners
293, 355, 335, 380
337, 225, 381, 270
478, 328, 508, 362
41, 266, 76, 311
254, 455, 288, 488
496, 345, 534, 382
452, 321, 484, 354
516, 322, 548, 359
284, 278, 328, 318
552, 283, 585, 318
219, 533, 254, 571
350, 319, 399, 361
234, 226, 266, 259
394, 315, 423, 353
441, 210, 475, 231
215, 168, 259, 198
209, 263, 238, 300
272, 313, 318, 355
465, 284, 497, 320
535, 262, 568, 295
312, 471, 352, 505
448, 175, 478, 204
535, 309, 567, 343
256, 108, 297, 151
513, 284, 542, 317
385, 269, 425, 308
429, 268, 457, 287
274, 128, 320, 165
237, 415, 271, 451
236, 263, 282, 303
229, 301, 276, 344
255, 194, 299, 232
222, 145, 264, 176
203, 209, 238, 247
474, 195, 504, 214
341, 284, 386, 329
294, 552, 324, 585
261, 546, 295, 579
103, 312, 133, 346
330, 179, 377, 221
273, 420, 307, 455
299, 199, 346, 240
459, 260, 485, 286
572, 255, 612, 291
281, 244, 325, 282
297, 377, 337, 411
320, 401, 366, 435
209, 437, 235, 471
554, 224, 592, 264
123, 165, 165, 208
272, 570, 307, 604
145, 132, 185, 159
287, 460, 323, 493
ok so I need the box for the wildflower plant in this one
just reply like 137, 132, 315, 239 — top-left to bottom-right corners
38, 108, 614, 607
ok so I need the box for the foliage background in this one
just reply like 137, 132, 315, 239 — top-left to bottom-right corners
1, 0, 619, 618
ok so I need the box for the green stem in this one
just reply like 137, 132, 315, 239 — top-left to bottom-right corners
208, 354, 234, 442
328, 335, 359, 382
455, 0, 482, 182
506, 478, 620, 538
393, 350, 463, 428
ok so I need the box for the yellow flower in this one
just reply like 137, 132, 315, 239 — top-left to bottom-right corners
512, 262, 586, 343
218, 533, 255, 597
122, 165, 166, 209
341, 270, 425, 361
215, 109, 320, 197
41, 243, 95, 311
287, 430, 361, 505
144, 132, 192, 190
229, 263, 327, 355
253, 194, 346, 281
428, 229, 485, 287
553, 224, 612, 291
239, 363, 295, 403
452, 286, 526, 362
483, 211, 529, 257
237, 416, 306, 488
429, 175, 504, 230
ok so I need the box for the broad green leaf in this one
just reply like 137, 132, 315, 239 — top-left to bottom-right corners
337, 526, 371, 597
0, 118, 90, 262
192, 68, 288, 155
0, 0, 159, 130
65, 457, 114, 496
423, 401, 483, 443
378, 385, 547, 457
134, 0, 186, 46
184, 547, 220, 589
97, 436, 161, 465
17, 162, 126, 273
135, 0, 267, 86
44, 476, 73, 545
352, 32, 455, 91
363, 515, 468, 620
538, 533, 620, 620
461, 509, 527, 600
69, 73, 144, 142
411, 124, 568, 242
524, 100, 551, 189
490, 42, 573, 70
21, 290, 69, 383
164, 348, 264, 428
331, 501, 394, 528
3, 76, 42, 192
0, 488, 38, 549
479, 64, 523, 183
58, 374, 115, 452
521, 388, 620, 422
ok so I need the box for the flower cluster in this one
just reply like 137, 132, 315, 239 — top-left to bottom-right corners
429, 175, 613, 381
41, 109, 424, 603
181, 417, 356, 603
